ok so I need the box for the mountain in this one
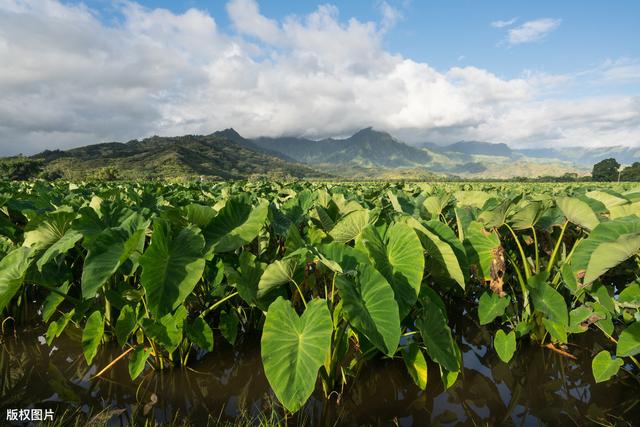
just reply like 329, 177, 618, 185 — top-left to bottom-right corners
420, 140, 640, 166
31, 134, 330, 180
254, 127, 432, 168
518, 146, 640, 165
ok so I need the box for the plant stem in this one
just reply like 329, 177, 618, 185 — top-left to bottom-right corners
505, 223, 531, 279
531, 226, 539, 273
547, 220, 568, 274
291, 279, 308, 309
199, 292, 239, 318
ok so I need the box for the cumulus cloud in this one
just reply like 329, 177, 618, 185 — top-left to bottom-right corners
506, 18, 561, 45
0, 0, 637, 155
490, 17, 517, 28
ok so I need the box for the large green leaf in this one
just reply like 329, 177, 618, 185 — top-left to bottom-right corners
115, 305, 140, 346
571, 217, 640, 285
203, 196, 268, 254
22, 209, 77, 250
257, 257, 300, 298
329, 209, 372, 243
402, 343, 428, 390
81, 228, 131, 299
129, 345, 151, 380
225, 251, 265, 305
0, 247, 34, 312
142, 311, 184, 352
528, 273, 568, 327
335, 264, 400, 356
493, 329, 516, 363
592, 350, 623, 383
617, 321, 640, 357
556, 197, 600, 231
478, 291, 510, 325
261, 297, 332, 412
185, 317, 214, 351
464, 221, 502, 282
361, 223, 424, 318
416, 292, 460, 372
403, 217, 466, 289
508, 201, 544, 230
140, 221, 206, 318
82, 311, 104, 365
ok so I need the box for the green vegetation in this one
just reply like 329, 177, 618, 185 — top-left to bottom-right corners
1, 180, 639, 416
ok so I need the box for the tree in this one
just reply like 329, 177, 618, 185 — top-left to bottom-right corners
591, 158, 620, 182
621, 162, 640, 181
0, 156, 44, 180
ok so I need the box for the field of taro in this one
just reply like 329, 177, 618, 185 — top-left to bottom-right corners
1, 180, 639, 418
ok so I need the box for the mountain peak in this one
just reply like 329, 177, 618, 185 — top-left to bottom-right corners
212, 128, 244, 142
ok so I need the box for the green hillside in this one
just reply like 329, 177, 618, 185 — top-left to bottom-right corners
30, 134, 330, 180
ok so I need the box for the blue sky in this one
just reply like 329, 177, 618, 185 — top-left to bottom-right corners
81, 0, 640, 82
1, 0, 639, 154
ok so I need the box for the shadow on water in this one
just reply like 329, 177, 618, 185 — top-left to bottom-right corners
1, 307, 639, 426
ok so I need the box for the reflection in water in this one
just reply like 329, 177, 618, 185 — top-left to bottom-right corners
1, 312, 639, 426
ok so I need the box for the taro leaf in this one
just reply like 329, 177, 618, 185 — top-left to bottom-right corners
617, 321, 640, 357
329, 209, 371, 243
585, 190, 629, 210
464, 221, 502, 282
571, 217, 640, 285
542, 318, 568, 343
416, 292, 460, 372
36, 229, 82, 271
361, 223, 424, 318
115, 305, 140, 346
591, 282, 615, 314
619, 281, 640, 305
318, 242, 369, 274
140, 221, 206, 318
335, 264, 400, 356
493, 329, 516, 363
129, 345, 151, 380
219, 309, 239, 345
314, 206, 335, 231
203, 196, 268, 254
507, 201, 544, 230
185, 317, 214, 351
257, 257, 300, 298
225, 251, 265, 305
183, 204, 216, 228
592, 350, 623, 383
556, 197, 600, 231
42, 281, 71, 323
568, 306, 593, 334
402, 343, 428, 390
81, 228, 130, 299
423, 194, 451, 219
610, 202, 640, 220
82, 311, 104, 364
261, 297, 332, 412
403, 217, 466, 290
22, 209, 77, 251
142, 313, 183, 353
528, 272, 568, 327
454, 191, 492, 209
478, 291, 510, 325
46, 309, 74, 346
0, 247, 34, 312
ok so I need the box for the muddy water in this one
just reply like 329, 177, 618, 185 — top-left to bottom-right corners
1, 313, 639, 426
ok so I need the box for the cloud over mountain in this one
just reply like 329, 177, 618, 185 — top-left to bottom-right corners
0, 0, 638, 156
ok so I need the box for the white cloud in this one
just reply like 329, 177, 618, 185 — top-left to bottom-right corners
491, 17, 517, 28
0, 1, 637, 156
507, 18, 561, 45
377, 1, 403, 33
